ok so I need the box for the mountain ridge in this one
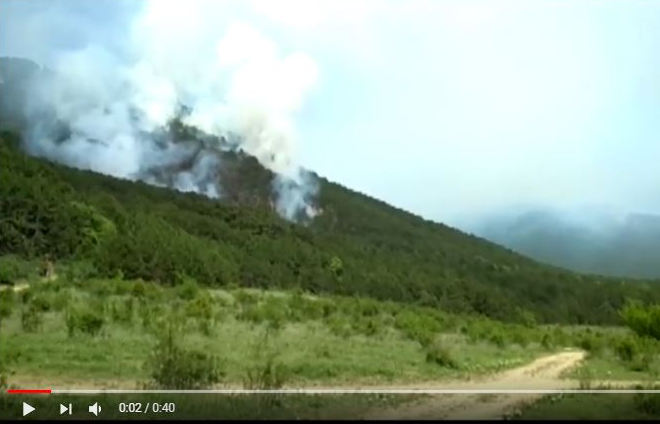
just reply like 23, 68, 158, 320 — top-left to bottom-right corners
2, 56, 660, 326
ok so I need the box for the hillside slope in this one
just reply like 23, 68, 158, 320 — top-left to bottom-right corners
2, 129, 660, 325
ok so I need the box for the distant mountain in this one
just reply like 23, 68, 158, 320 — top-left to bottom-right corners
472, 209, 660, 279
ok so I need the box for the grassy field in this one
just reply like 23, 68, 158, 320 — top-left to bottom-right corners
1, 268, 563, 388
3, 259, 660, 419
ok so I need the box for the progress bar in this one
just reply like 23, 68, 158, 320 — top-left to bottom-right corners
33, 389, 660, 395
6, 389, 52, 394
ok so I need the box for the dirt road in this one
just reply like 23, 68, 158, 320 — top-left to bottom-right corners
364, 350, 586, 420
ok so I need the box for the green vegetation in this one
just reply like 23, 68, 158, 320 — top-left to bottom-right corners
561, 304, 660, 382
1, 269, 574, 387
146, 318, 224, 389
2, 130, 660, 327
519, 302, 660, 420
620, 301, 660, 340
2, 121, 660, 419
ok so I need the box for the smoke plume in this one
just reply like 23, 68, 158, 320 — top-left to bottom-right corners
13, 0, 320, 221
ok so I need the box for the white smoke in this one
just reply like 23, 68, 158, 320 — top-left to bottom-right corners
18, 0, 320, 221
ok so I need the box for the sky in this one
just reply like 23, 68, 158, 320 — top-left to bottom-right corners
2, 0, 660, 229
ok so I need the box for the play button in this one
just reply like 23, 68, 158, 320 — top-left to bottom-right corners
22, 402, 35, 416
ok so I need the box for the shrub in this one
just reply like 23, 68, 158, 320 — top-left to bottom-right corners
394, 310, 441, 347
579, 333, 604, 356
620, 301, 660, 340
514, 307, 537, 328
65, 305, 105, 337
175, 274, 199, 300
244, 355, 290, 390
185, 293, 215, 335
615, 337, 639, 363
132, 281, 147, 298
489, 331, 506, 348
630, 353, 653, 372
51, 289, 73, 312
510, 328, 530, 347
425, 340, 459, 369
575, 366, 593, 390
352, 316, 381, 336
326, 315, 353, 338
0, 255, 35, 285
0, 290, 14, 324
30, 293, 52, 312
243, 329, 289, 390
139, 302, 166, 331
21, 304, 42, 332
109, 297, 134, 325
239, 296, 288, 330
62, 260, 99, 284
541, 333, 554, 349
234, 289, 259, 306
147, 321, 224, 389
287, 293, 329, 321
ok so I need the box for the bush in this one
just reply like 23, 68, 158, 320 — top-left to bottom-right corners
51, 289, 73, 312
185, 293, 215, 335
147, 321, 224, 389
109, 296, 134, 325
630, 353, 653, 372
30, 293, 52, 312
243, 329, 289, 390
65, 305, 105, 337
352, 316, 381, 336
510, 328, 530, 347
62, 260, 99, 284
21, 304, 42, 332
514, 307, 537, 328
489, 330, 506, 348
0, 255, 36, 285
615, 337, 639, 362
287, 293, 330, 321
139, 302, 167, 331
244, 355, 289, 390
234, 289, 259, 306
394, 310, 441, 347
425, 340, 459, 369
579, 333, 604, 356
326, 315, 353, 338
176, 274, 199, 300
541, 333, 554, 349
239, 296, 288, 330
0, 290, 14, 323
575, 366, 593, 390
620, 302, 660, 340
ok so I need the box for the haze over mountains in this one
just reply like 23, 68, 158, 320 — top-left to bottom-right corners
466, 209, 660, 279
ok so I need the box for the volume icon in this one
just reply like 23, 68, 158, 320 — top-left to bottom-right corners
88, 402, 101, 416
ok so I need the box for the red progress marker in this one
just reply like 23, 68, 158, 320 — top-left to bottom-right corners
7, 389, 51, 394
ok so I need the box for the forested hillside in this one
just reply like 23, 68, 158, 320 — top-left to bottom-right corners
2, 129, 660, 326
